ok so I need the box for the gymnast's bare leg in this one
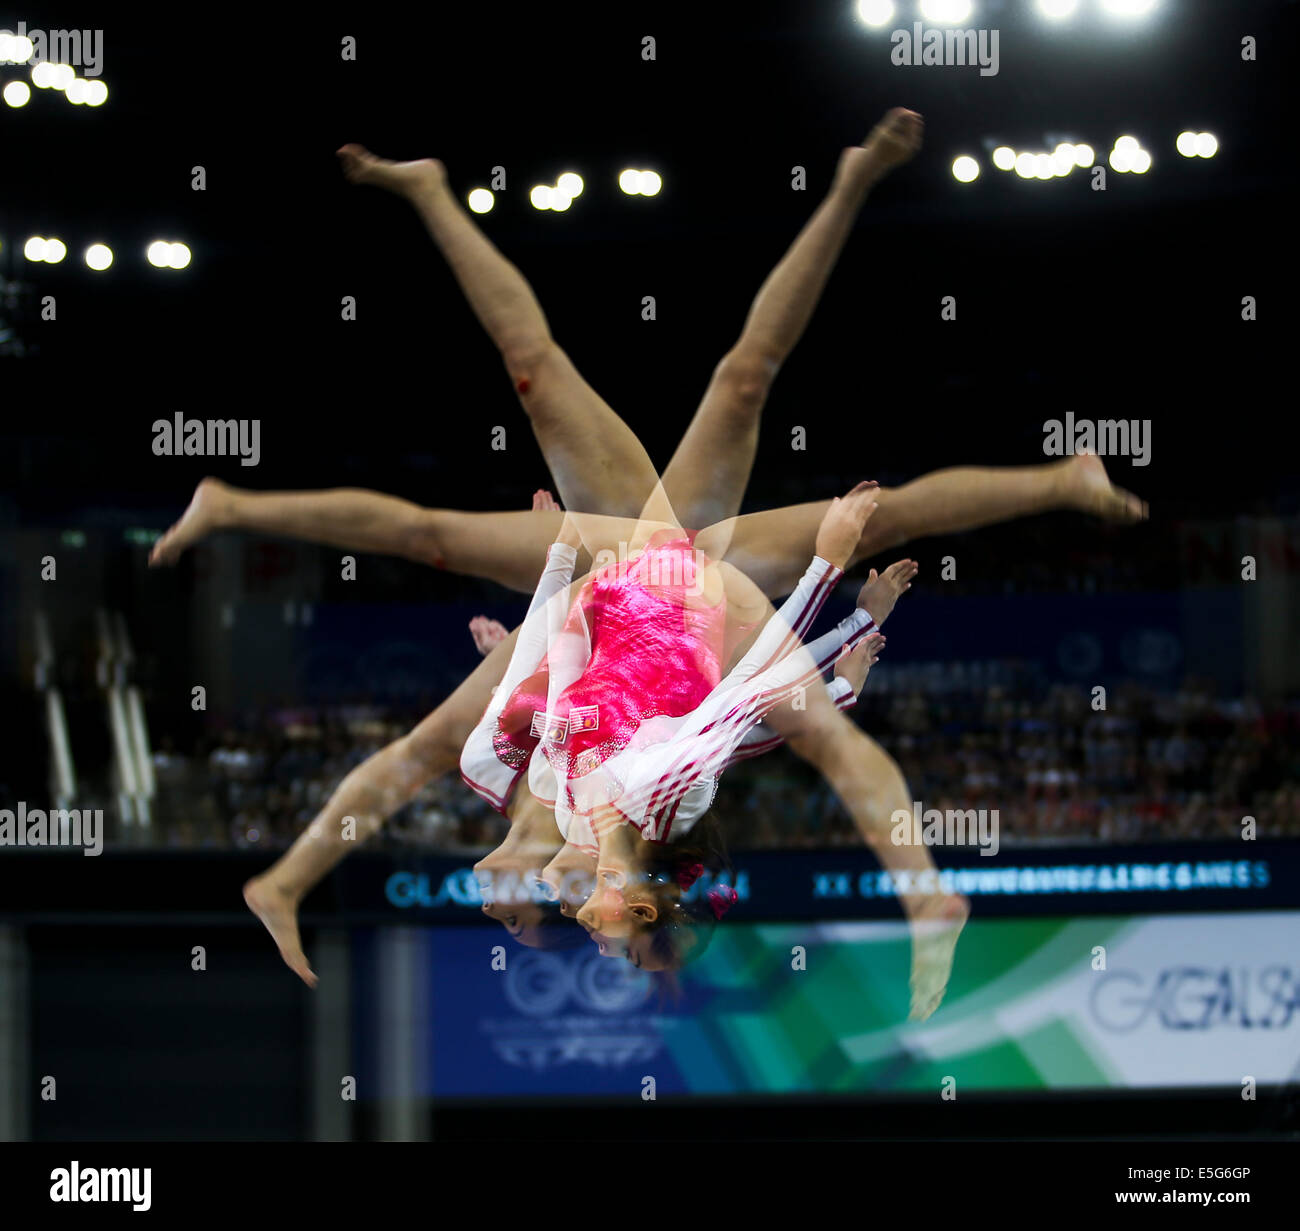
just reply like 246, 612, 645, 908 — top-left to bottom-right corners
766, 636, 969, 1022
156, 110, 919, 567
703, 533, 971, 1017
660, 107, 924, 531
242, 625, 524, 984
152, 107, 1142, 589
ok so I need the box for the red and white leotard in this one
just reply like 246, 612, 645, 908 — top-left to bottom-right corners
460, 533, 877, 853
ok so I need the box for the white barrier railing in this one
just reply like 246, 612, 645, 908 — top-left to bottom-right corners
33, 611, 76, 809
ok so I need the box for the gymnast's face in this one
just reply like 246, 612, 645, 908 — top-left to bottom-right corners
540, 843, 597, 917
473, 851, 551, 945
576, 866, 662, 938
580, 915, 701, 972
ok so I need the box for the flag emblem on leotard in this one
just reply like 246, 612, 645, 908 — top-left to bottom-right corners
530, 711, 569, 743
569, 705, 599, 733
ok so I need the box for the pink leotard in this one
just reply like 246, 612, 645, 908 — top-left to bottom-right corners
497, 530, 726, 780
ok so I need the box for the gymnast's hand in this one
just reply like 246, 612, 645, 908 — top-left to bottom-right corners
834, 632, 884, 696
469, 615, 509, 656
534, 488, 583, 550
814, 481, 879, 569
857, 559, 918, 626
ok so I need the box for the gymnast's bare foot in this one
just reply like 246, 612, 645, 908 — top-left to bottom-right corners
838, 107, 924, 188
1059, 452, 1148, 522
857, 559, 918, 626
336, 144, 447, 199
149, 476, 232, 566
909, 892, 969, 1022
244, 875, 318, 988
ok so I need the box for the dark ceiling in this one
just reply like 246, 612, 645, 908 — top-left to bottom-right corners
1, 0, 1295, 522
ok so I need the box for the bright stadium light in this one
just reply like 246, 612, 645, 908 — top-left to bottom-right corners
466, 188, 494, 213
951, 155, 980, 183
555, 171, 584, 198
0, 33, 35, 61
23, 237, 47, 262
1073, 143, 1095, 167
66, 77, 90, 104
3, 80, 31, 107
529, 184, 553, 210
1014, 152, 1036, 178
51, 63, 74, 90
855, 0, 895, 28
147, 241, 172, 267
1114, 135, 1139, 153
85, 243, 113, 271
1175, 131, 1197, 157
616, 168, 662, 196
992, 146, 1016, 171
1034, 153, 1054, 179
549, 190, 572, 212
167, 242, 192, 269
1109, 146, 1133, 173
43, 238, 67, 263
31, 61, 57, 87
84, 79, 107, 106
920, 0, 972, 23
1130, 149, 1152, 173
1037, 0, 1079, 17
1194, 132, 1218, 158
1052, 143, 1076, 175
1101, 0, 1158, 15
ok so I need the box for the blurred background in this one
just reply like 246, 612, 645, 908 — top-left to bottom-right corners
1, 0, 1297, 1141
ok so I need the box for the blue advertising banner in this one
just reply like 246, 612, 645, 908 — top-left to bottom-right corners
335, 840, 1300, 924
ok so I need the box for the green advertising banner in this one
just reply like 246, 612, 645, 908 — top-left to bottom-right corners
672, 913, 1300, 1092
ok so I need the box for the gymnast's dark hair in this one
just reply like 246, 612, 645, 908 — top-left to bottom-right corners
642, 811, 738, 971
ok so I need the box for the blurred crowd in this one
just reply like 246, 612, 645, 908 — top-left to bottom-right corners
150, 708, 500, 853
147, 668, 1300, 853
736, 676, 1300, 848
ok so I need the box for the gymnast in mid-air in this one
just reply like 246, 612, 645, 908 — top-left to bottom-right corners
457, 482, 907, 964
152, 108, 1145, 1018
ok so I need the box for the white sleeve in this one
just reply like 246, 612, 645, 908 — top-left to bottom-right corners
482, 543, 578, 728
460, 544, 579, 811
803, 607, 875, 676
718, 556, 842, 689
618, 579, 874, 828
544, 604, 591, 730
827, 675, 857, 709
727, 604, 876, 732
727, 672, 859, 767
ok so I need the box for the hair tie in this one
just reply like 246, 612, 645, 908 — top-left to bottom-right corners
707, 884, 739, 919
676, 861, 705, 891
